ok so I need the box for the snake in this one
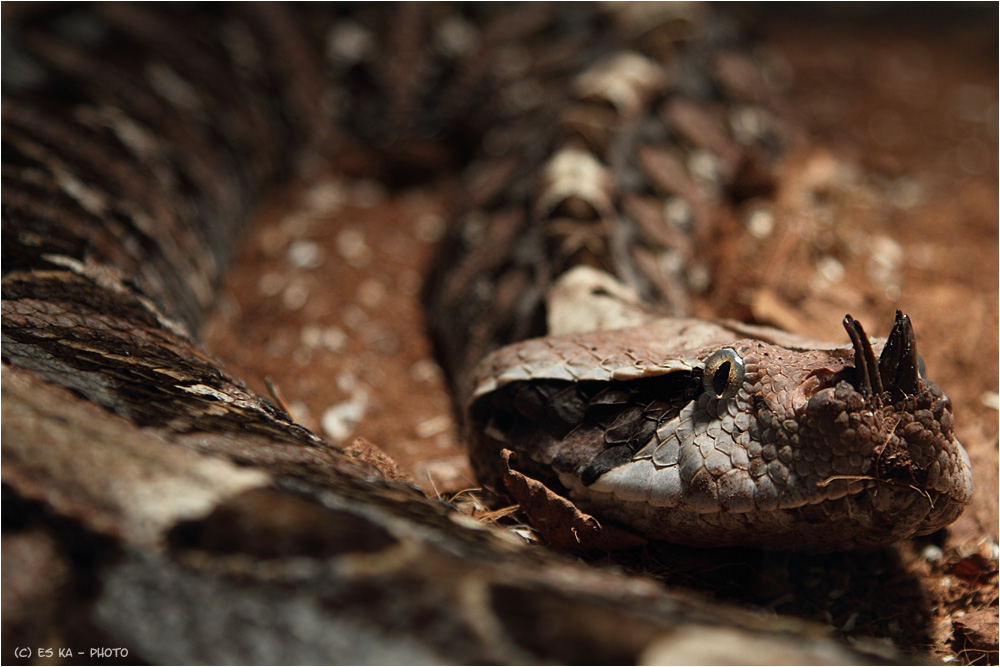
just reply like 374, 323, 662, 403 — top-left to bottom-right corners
413, 5, 974, 551
1, 3, 980, 661
465, 309, 973, 550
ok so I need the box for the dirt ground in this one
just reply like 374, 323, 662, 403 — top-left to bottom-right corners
203, 9, 998, 664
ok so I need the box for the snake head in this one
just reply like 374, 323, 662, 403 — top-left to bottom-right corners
785, 312, 974, 548
467, 314, 972, 551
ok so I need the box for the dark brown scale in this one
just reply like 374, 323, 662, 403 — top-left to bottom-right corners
473, 369, 700, 492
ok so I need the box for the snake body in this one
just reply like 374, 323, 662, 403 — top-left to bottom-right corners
4, 2, 972, 551
4, 1, 973, 547
412, 5, 974, 550
1, 4, 981, 660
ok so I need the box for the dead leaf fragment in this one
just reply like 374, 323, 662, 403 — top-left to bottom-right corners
500, 449, 646, 552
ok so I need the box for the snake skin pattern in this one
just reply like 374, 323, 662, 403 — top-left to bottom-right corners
415, 6, 974, 550
3, 1, 972, 562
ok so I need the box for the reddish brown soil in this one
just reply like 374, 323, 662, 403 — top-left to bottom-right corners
203, 11, 998, 664
203, 178, 469, 493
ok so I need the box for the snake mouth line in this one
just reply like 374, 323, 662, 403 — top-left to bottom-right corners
568, 468, 946, 522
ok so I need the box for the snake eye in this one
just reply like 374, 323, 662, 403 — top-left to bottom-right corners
702, 348, 745, 400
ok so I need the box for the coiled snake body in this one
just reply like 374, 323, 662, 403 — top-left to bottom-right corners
1, 3, 981, 663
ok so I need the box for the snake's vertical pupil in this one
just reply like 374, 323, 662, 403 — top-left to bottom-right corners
703, 348, 745, 400
713, 362, 731, 396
